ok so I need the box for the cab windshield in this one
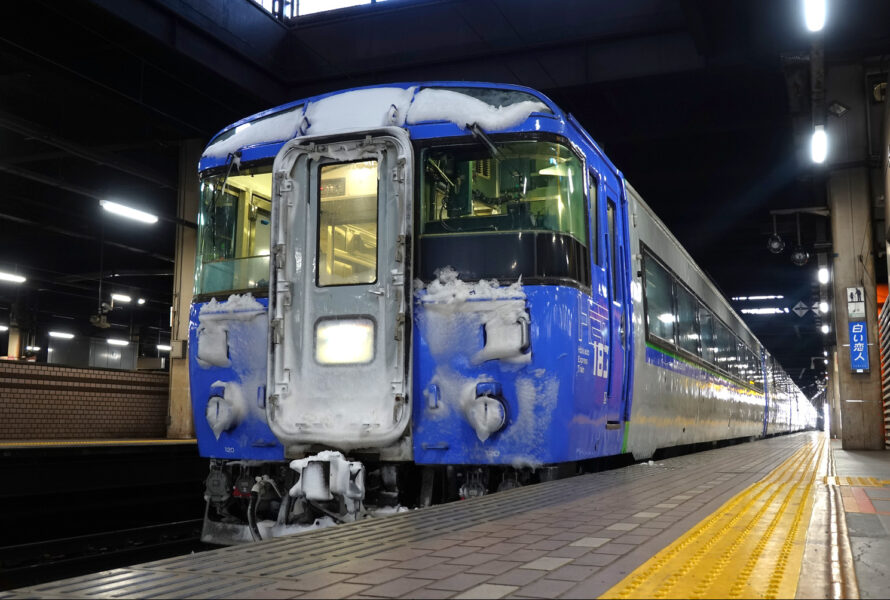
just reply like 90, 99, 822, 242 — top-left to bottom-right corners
420, 140, 586, 243
194, 162, 273, 296
418, 139, 590, 286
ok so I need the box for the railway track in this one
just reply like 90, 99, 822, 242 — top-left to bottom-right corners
0, 519, 214, 591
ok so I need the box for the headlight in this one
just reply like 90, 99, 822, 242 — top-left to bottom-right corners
315, 318, 375, 365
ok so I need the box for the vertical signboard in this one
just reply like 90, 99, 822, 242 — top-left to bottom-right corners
849, 321, 869, 372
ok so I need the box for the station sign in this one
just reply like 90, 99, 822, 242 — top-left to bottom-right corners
848, 320, 869, 372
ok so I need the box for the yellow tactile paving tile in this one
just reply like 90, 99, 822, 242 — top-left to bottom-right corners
824, 476, 890, 487
602, 437, 827, 600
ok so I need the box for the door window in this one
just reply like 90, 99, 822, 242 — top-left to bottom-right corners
317, 160, 379, 286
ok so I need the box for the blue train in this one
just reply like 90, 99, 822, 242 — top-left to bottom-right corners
190, 82, 816, 543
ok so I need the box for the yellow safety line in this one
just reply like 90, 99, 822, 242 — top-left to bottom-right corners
0, 439, 197, 448
823, 476, 889, 487
602, 436, 826, 600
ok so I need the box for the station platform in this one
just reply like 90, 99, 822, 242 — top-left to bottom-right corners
0, 438, 196, 449
3, 431, 888, 599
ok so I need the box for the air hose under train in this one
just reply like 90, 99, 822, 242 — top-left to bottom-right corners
247, 476, 284, 542
247, 490, 262, 542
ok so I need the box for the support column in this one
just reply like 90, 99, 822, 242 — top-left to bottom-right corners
828, 349, 842, 438
824, 63, 884, 449
829, 167, 883, 449
167, 139, 202, 439
6, 326, 20, 359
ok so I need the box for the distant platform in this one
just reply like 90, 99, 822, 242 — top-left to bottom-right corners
0, 438, 196, 449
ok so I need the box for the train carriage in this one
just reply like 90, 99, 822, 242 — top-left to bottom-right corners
189, 82, 815, 543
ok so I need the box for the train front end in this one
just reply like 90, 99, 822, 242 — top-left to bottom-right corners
189, 84, 622, 543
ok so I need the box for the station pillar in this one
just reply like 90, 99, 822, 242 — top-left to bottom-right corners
167, 138, 202, 439
6, 326, 20, 359
824, 63, 884, 450
828, 167, 883, 449
827, 349, 842, 438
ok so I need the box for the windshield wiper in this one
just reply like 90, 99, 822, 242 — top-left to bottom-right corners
465, 122, 503, 161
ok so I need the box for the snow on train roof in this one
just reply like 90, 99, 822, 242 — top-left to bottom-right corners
202, 84, 553, 159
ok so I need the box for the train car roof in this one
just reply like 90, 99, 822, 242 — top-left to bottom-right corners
197, 82, 618, 175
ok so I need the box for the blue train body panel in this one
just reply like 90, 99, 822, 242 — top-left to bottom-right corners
189, 298, 283, 461
411, 285, 623, 466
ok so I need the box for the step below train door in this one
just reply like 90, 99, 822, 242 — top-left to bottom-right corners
267, 129, 413, 455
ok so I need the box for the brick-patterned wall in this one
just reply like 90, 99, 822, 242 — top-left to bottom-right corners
0, 362, 169, 440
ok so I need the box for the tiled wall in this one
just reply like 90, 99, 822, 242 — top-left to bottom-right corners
0, 362, 169, 440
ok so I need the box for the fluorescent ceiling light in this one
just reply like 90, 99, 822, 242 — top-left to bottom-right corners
741, 308, 786, 315
817, 267, 829, 284
0, 325, 7, 332
100, 200, 158, 224
49, 331, 75, 339
811, 125, 828, 163
0, 271, 25, 284
157, 344, 172, 352
732, 295, 784, 301
819, 301, 829, 313
804, 0, 826, 32
137, 298, 146, 305
821, 324, 830, 334
107, 338, 129, 346
26, 345, 40, 351
111, 294, 132, 303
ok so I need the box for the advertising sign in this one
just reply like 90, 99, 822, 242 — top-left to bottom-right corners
849, 320, 869, 372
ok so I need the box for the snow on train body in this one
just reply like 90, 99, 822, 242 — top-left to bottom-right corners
189, 83, 815, 543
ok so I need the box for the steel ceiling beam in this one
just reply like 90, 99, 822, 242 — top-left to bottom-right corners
0, 109, 176, 189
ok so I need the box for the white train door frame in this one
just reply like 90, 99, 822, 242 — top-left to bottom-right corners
266, 128, 413, 453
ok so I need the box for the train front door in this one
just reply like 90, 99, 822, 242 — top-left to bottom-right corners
604, 185, 629, 431
267, 129, 413, 452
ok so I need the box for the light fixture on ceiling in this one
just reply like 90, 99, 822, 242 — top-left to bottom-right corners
99, 200, 158, 224
137, 298, 146, 305
0, 271, 26, 284
804, 0, 826, 32
811, 125, 828, 164
111, 293, 132, 303
767, 214, 785, 254
107, 338, 129, 346
790, 213, 809, 266
817, 267, 829, 284
48, 331, 75, 339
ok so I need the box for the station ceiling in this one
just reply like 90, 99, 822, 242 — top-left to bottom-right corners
2, 0, 889, 394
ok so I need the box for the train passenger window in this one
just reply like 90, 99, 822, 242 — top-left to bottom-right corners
317, 160, 379, 287
734, 340, 748, 380
195, 163, 274, 295
715, 322, 736, 373
643, 255, 674, 343
420, 141, 587, 245
698, 305, 717, 363
674, 284, 700, 356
